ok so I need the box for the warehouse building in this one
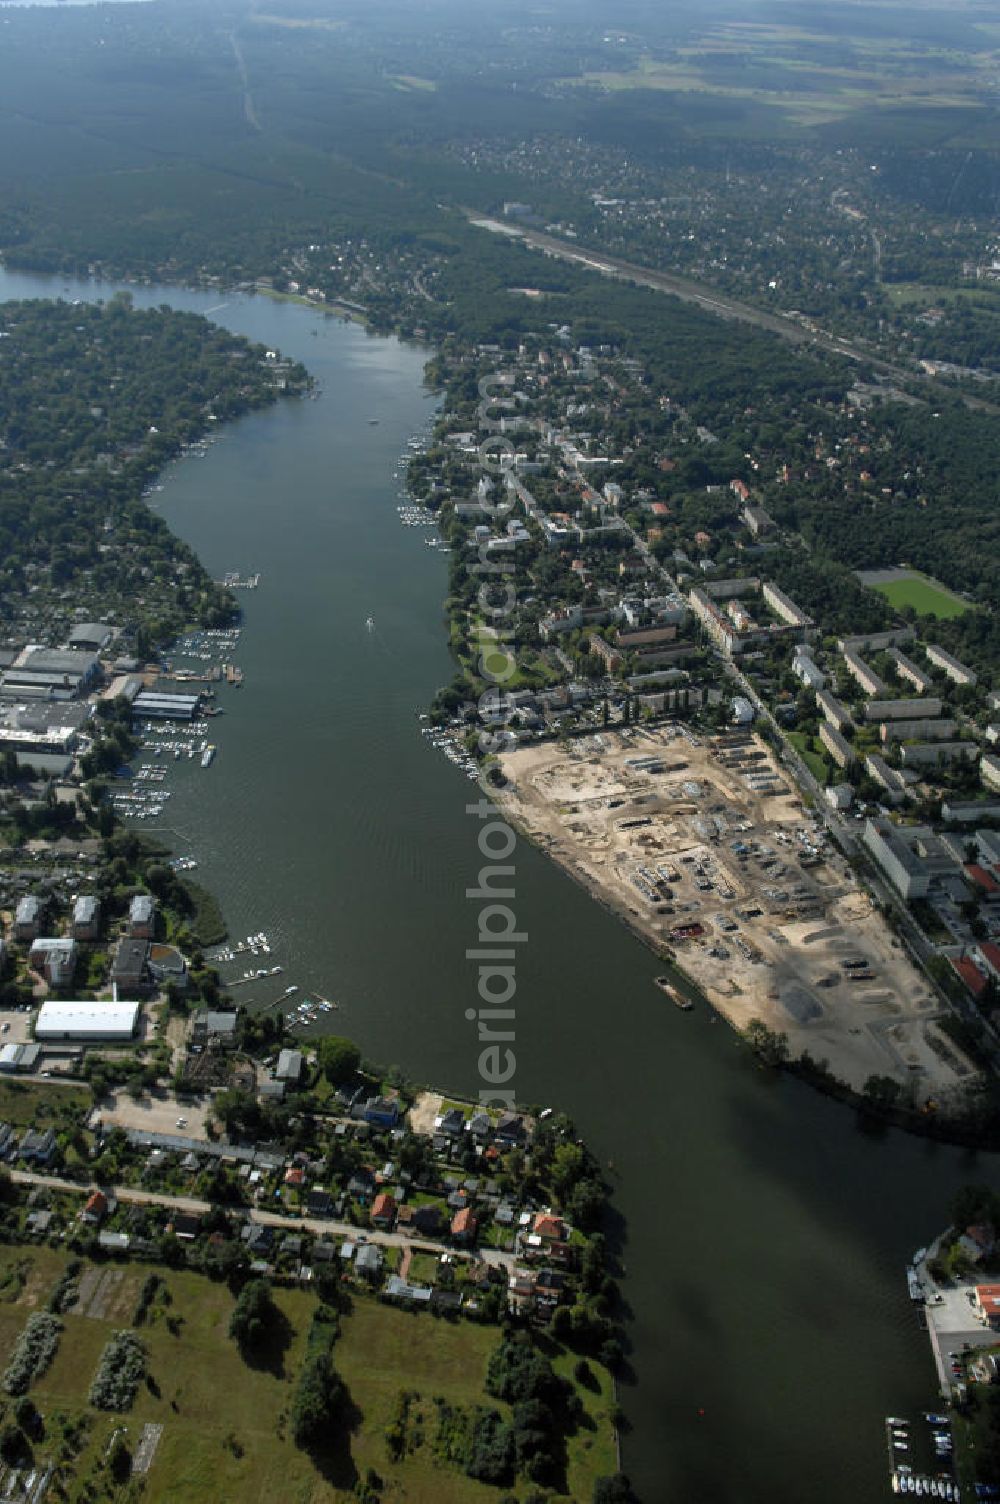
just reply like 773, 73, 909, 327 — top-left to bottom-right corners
67, 623, 113, 652
132, 692, 200, 722
0, 1042, 42, 1074
35, 1000, 140, 1042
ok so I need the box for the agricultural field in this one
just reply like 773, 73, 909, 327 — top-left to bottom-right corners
564, 20, 1000, 127
0, 1244, 617, 1502
857, 567, 972, 619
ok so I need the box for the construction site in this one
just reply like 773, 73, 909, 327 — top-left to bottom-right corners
498, 724, 977, 1095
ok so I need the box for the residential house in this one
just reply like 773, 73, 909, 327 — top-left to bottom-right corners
110, 937, 149, 990
19, 1128, 56, 1166
975, 1284, 1000, 1327
437, 1107, 467, 1138
347, 1169, 375, 1204
240, 1224, 274, 1257
128, 894, 156, 939
451, 1207, 478, 1245
275, 1048, 303, 1084
82, 1190, 108, 1225
532, 1212, 567, 1243
14, 895, 42, 942
494, 1113, 527, 1148
411, 1204, 443, 1239
71, 895, 101, 940
508, 1273, 537, 1312
363, 1095, 400, 1129
950, 956, 989, 1001
28, 938, 79, 988
371, 1192, 397, 1230
958, 1225, 996, 1265
355, 1244, 384, 1281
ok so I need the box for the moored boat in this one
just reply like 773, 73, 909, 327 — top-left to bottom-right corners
655, 976, 693, 1010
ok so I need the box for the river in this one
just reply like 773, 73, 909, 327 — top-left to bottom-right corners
1, 263, 995, 1503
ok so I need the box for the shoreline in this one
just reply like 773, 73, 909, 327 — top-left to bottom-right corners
491, 728, 989, 1142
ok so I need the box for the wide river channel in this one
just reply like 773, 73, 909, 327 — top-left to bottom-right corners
2, 263, 996, 1503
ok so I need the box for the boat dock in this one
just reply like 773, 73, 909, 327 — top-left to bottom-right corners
216, 571, 261, 590
883, 1413, 959, 1498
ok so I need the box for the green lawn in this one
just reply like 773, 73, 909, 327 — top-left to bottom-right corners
870, 571, 971, 619
787, 731, 832, 785
0, 1245, 618, 1503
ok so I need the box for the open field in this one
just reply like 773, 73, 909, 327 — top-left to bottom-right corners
856, 567, 972, 618
0, 1246, 615, 1502
0, 1077, 91, 1129
564, 23, 999, 126
498, 725, 977, 1094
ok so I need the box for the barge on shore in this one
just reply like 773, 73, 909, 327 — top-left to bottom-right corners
655, 976, 693, 1010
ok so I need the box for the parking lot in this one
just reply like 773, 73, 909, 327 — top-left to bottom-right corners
95, 1087, 210, 1140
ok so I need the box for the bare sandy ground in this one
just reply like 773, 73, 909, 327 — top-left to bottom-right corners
497, 725, 976, 1096
95, 1087, 210, 1139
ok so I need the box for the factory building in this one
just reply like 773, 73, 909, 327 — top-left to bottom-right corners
35, 1000, 141, 1042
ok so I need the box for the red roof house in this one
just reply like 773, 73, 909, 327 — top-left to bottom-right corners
82, 1190, 108, 1225
371, 1192, 397, 1230
532, 1213, 567, 1243
451, 1207, 478, 1244
978, 941, 1000, 981
966, 864, 1000, 898
951, 956, 989, 1001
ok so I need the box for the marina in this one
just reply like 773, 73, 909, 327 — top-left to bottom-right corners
884, 1415, 959, 1499
419, 723, 481, 780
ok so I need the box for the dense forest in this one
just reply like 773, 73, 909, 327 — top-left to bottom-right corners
0, 296, 308, 647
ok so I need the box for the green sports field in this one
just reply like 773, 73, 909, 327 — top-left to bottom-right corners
867, 572, 970, 620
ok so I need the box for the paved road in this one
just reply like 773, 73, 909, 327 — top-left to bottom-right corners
467, 213, 1000, 416
10, 1168, 517, 1272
